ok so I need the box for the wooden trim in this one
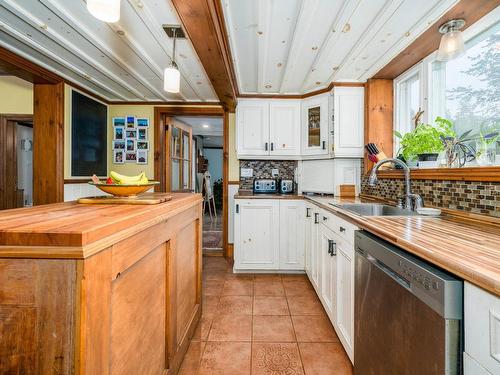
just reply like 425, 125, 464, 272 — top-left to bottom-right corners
369, 167, 500, 182
238, 82, 365, 100
170, 0, 237, 110
226, 243, 234, 259
222, 111, 230, 259
33, 82, 65, 205
64, 179, 91, 184
107, 101, 222, 106
373, 0, 499, 79
155, 106, 224, 117
228, 180, 240, 185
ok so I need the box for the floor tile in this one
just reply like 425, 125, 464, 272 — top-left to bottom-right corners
203, 295, 221, 316
178, 340, 206, 375
253, 296, 290, 316
292, 315, 339, 343
299, 343, 353, 375
287, 296, 325, 316
203, 270, 227, 282
254, 281, 285, 296
281, 274, 308, 283
198, 341, 251, 375
203, 280, 224, 296
222, 278, 254, 296
208, 314, 252, 341
217, 295, 252, 315
224, 272, 254, 281
283, 281, 316, 298
192, 315, 214, 342
252, 343, 304, 375
254, 274, 282, 282
253, 315, 296, 342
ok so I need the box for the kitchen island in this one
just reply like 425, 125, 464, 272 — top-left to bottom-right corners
0, 193, 203, 375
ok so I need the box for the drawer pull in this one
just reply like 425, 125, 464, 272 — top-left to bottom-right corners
340, 226, 346, 233
314, 213, 319, 224
306, 208, 311, 218
328, 240, 337, 256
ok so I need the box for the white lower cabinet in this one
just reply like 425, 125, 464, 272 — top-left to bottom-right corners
304, 203, 356, 363
234, 199, 304, 271
464, 282, 500, 375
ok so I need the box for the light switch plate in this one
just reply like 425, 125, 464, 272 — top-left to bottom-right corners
241, 168, 253, 177
272, 169, 279, 177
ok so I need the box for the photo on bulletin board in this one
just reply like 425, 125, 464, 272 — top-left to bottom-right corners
126, 139, 136, 151
114, 126, 124, 140
126, 116, 136, 128
113, 140, 125, 149
126, 129, 137, 139
137, 128, 147, 141
137, 118, 149, 127
125, 152, 137, 163
113, 149, 125, 164
137, 141, 149, 150
113, 117, 125, 127
137, 150, 148, 165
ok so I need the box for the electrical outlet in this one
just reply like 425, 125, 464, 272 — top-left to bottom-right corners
241, 168, 253, 177
272, 169, 279, 177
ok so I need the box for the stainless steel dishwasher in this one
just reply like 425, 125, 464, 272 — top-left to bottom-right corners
354, 231, 463, 375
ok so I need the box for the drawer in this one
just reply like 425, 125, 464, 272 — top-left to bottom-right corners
319, 210, 357, 244
464, 282, 500, 375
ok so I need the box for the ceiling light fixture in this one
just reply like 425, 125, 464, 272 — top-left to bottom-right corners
202, 124, 209, 128
437, 19, 466, 61
164, 26, 181, 93
87, 0, 121, 23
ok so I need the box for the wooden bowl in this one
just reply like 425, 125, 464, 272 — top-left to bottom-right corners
89, 182, 160, 197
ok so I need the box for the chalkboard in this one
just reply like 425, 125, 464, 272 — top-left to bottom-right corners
71, 91, 107, 176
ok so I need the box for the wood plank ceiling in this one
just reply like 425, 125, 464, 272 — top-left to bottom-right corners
222, 0, 459, 95
0, 0, 219, 102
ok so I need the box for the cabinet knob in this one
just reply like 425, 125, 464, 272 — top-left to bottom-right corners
340, 226, 346, 233
323, 216, 328, 221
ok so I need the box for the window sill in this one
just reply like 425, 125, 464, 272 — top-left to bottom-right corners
366, 166, 500, 182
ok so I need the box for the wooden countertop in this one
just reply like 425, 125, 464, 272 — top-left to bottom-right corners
0, 193, 202, 259
306, 196, 500, 296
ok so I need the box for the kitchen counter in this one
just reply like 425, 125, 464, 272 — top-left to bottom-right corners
0, 192, 203, 374
305, 195, 500, 296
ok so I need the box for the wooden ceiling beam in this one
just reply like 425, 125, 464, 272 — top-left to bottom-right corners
171, 0, 237, 111
373, 0, 500, 79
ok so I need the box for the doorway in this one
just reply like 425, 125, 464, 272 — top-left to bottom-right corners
154, 107, 229, 258
0, 114, 34, 210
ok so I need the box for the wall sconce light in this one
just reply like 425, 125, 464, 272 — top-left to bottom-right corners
437, 19, 466, 61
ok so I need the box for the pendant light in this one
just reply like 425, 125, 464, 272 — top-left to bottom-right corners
437, 19, 466, 62
87, 0, 121, 23
164, 27, 180, 93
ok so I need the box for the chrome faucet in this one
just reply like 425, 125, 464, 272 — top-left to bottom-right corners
368, 158, 423, 211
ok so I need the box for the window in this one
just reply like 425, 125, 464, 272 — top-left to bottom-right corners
394, 14, 500, 165
394, 65, 423, 153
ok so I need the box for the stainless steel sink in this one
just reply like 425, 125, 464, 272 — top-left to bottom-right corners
330, 203, 420, 216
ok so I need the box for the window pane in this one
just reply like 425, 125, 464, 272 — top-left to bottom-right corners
171, 159, 180, 191
431, 24, 499, 139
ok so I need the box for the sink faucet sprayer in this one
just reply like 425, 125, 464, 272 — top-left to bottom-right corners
368, 158, 423, 211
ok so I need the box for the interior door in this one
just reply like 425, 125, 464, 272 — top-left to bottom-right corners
0, 119, 18, 210
165, 116, 192, 192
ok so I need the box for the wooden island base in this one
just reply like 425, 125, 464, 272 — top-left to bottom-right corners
0, 193, 203, 375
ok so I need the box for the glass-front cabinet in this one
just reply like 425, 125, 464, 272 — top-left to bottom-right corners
301, 93, 330, 157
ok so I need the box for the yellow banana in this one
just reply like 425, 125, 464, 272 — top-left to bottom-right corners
110, 171, 149, 185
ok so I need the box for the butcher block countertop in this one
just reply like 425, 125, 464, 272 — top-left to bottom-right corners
0, 192, 202, 259
306, 196, 500, 296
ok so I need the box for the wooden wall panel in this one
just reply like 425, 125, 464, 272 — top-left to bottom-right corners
364, 79, 393, 173
33, 82, 64, 205
0, 118, 17, 210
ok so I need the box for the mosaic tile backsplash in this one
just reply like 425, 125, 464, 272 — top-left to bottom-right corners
361, 175, 500, 217
239, 160, 297, 190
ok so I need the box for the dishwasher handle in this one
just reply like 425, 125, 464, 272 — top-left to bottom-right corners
366, 254, 411, 290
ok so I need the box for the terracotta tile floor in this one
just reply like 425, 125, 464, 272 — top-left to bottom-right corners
179, 256, 353, 375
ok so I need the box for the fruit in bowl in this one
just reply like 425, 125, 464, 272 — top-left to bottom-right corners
89, 172, 159, 197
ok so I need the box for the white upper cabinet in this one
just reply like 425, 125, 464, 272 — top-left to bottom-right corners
333, 86, 365, 157
236, 100, 270, 157
269, 101, 301, 156
301, 94, 330, 157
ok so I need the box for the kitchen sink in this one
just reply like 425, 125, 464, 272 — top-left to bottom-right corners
330, 203, 420, 216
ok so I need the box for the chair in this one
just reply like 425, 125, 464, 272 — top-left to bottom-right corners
203, 171, 217, 220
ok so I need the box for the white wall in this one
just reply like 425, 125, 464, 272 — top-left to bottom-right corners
204, 148, 223, 182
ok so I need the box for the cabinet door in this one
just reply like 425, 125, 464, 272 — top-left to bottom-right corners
304, 204, 314, 278
464, 353, 492, 375
301, 94, 329, 156
333, 86, 364, 157
319, 223, 336, 320
279, 200, 305, 270
234, 199, 279, 270
236, 101, 269, 156
269, 100, 301, 156
335, 236, 354, 361
310, 210, 321, 291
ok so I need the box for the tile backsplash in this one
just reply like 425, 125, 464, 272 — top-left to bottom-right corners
361, 175, 500, 217
239, 160, 297, 190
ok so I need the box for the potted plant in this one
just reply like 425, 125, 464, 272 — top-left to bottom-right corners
394, 117, 454, 168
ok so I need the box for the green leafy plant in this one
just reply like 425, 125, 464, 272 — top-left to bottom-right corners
395, 116, 455, 161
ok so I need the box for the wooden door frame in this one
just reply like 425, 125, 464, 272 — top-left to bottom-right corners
154, 106, 231, 258
0, 114, 33, 209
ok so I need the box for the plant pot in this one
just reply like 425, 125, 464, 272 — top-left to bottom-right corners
417, 153, 439, 169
